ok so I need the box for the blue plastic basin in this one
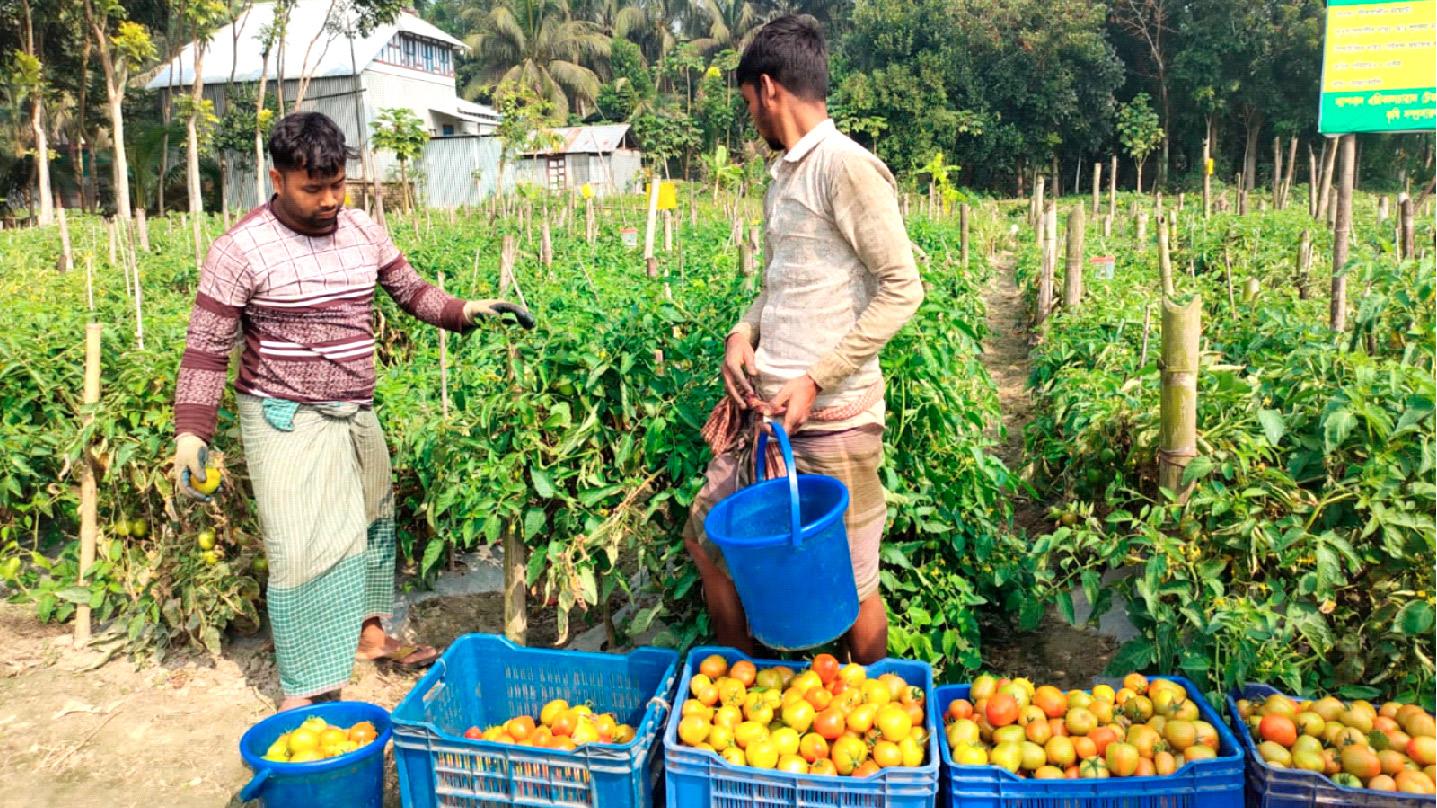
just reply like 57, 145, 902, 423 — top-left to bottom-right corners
238, 701, 392, 807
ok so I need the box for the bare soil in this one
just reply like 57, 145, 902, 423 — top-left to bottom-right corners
0, 587, 559, 807
974, 252, 1117, 685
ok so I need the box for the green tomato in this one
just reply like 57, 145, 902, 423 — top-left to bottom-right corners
197, 529, 217, 551
130, 519, 149, 538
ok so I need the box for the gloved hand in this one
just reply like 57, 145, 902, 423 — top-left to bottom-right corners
464, 299, 535, 330
173, 433, 220, 501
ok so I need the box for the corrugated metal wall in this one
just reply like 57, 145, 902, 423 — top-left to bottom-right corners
421, 136, 509, 206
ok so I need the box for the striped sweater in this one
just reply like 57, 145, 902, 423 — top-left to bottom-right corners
174, 201, 470, 442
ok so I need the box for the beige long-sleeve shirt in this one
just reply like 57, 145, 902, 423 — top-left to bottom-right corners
729, 120, 924, 432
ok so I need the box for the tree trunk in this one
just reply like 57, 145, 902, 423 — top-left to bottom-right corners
1063, 205, 1085, 309
1330, 135, 1356, 332
1315, 137, 1338, 222
1308, 143, 1320, 217
1031, 174, 1045, 227
1158, 295, 1201, 501
1135, 159, 1144, 196
32, 97, 53, 226
108, 90, 132, 221
503, 527, 527, 644
1242, 115, 1261, 192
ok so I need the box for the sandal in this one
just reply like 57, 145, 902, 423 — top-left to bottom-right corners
356, 642, 439, 668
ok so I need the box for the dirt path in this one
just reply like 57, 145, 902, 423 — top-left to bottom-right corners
974, 252, 1119, 687
982, 252, 1048, 538
0, 576, 581, 808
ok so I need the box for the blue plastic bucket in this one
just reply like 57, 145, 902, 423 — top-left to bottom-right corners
703, 420, 859, 650
238, 701, 392, 808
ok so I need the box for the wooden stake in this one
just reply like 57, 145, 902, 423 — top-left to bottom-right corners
1378, 195, 1390, 222
74, 323, 103, 647
664, 210, 673, 252
1238, 189, 1248, 216
585, 196, 596, 244
439, 272, 449, 418
1272, 136, 1283, 209
540, 217, 553, 267
1308, 145, 1320, 217
960, 204, 970, 266
1202, 136, 1212, 219
85, 255, 95, 312
1297, 229, 1312, 300
107, 217, 117, 267
1031, 175, 1045, 227
503, 526, 527, 644
1103, 214, 1113, 238
1138, 304, 1152, 367
499, 234, 517, 297
1063, 205, 1085, 309
1244, 276, 1260, 304
1315, 137, 1338, 222
57, 200, 74, 273
1331, 134, 1355, 332
1109, 155, 1118, 220
1224, 242, 1237, 311
1400, 194, 1416, 259
1137, 211, 1149, 243
1282, 136, 1298, 208
1158, 296, 1201, 502
1037, 201, 1056, 326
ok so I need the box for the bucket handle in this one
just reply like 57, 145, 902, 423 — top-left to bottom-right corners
754, 419, 803, 547
239, 767, 271, 802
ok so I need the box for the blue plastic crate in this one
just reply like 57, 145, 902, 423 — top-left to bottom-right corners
1227, 684, 1436, 808
392, 634, 679, 808
663, 646, 940, 808
934, 677, 1244, 808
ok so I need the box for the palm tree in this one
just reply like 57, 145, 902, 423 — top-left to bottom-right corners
463, 0, 610, 120
761, 0, 852, 36
615, 0, 693, 67
688, 0, 761, 55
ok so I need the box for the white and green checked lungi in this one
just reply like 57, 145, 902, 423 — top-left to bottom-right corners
238, 394, 396, 698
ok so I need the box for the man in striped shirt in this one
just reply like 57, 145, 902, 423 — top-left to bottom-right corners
171, 112, 531, 710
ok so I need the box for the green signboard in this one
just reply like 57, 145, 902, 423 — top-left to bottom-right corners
1319, 0, 1437, 134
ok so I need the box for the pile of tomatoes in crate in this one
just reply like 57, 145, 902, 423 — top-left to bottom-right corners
461, 700, 637, 750
944, 673, 1219, 778
673, 653, 928, 776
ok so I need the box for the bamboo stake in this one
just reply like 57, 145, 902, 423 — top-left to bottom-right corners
643, 173, 660, 278
1064, 205, 1085, 309
107, 217, 117, 267
1202, 136, 1212, 219
85, 255, 95, 312
585, 196, 596, 244
1244, 277, 1260, 304
135, 208, 149, 251
1158, 296, 1201, 502
1158, 216, 1174, 298
499, 235, 517, 297
74, 323, 103, 647
1282, 136, 1298, 208
663, 210, 673, 253
1224, 243, 1237, 311
1272, 136, 1283, 209
1308, 146, 1319, 216
1092, 162, 1102, 215
1331, 134, 1355, 332
1378, 195, 1390, 222
1137, 212, 1149, 243
1037, 201, 1056, 326
540, 217, 553, 267
1031, 175, 1045, 228
1103, 214, 1113, 238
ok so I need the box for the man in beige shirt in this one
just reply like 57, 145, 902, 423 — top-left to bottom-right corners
683, 14, 924, 663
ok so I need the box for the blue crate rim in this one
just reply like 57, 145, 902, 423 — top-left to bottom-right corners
933, 675, 1244, 785
390, 632, 680, 760
238, 701, 393, 775
1228, 682, 1437, 803
664, 645, 941, 780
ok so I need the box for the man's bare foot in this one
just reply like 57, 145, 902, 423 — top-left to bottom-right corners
355, 618, 437, 667
278, 696, 313, 712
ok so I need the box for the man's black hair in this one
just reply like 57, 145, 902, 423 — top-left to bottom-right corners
735, 14, 828, 101
267, 111, 357, 177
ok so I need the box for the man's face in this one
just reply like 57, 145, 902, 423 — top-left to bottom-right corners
270, 167, 345, 229
741, 80, 784, 152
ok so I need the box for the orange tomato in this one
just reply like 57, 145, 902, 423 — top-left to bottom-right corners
947, 699, 975, 722
986, 693, 1020, 728
1034, 686, 1068, 719
1106, 742, 1140, 777
814, 708, 847, 741
730, 660, 757, 688
1259, 714, 1298, 748
811, 653, 840, 685
799, 732, 830, 763
699, 654, 729, 680
1088, 726, 1119, 757
506, 716, 536, 741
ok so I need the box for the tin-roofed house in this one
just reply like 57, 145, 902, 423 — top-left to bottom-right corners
147, 0, 500, 211
515, 124, 643, 197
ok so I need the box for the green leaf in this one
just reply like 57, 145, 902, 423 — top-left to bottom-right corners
577, 567, 598, 605
1337, 684, 1383, 701
523, 508, 546, 540
1394, 601, 1435, 636
1056, 590, 1076, 625
55, 586, 93, 605
1257, 409, 1286, 445
1323, 408, 1356, 454
1181, 456, 1214, 486
420, 539, 446, 578
530, 467, 555, 499
1105, 638, 1155, 676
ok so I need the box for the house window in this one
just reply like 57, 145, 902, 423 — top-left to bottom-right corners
379, 33, 454, 75
442, 124, 454, 136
